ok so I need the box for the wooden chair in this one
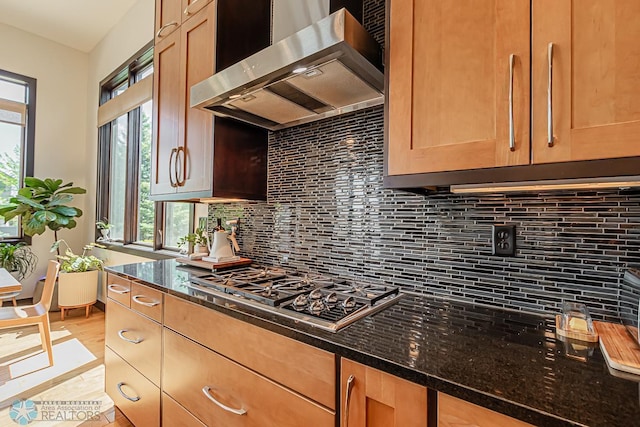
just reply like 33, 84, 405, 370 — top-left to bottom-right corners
0, 260, 60, 367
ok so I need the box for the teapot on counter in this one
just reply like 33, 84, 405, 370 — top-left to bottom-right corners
206, 230, 236, 261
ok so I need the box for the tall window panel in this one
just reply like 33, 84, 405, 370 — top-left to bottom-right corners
137, 100, 154, 244
108, 114, 128, 241
96, 44, 194, 250
0, 70, 35, 241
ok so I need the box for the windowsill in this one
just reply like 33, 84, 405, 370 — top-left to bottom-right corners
97, 241, 177, 261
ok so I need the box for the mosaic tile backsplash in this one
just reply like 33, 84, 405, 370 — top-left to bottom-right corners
208, 0, 640, 321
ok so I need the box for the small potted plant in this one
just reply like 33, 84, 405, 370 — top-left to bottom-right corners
96, 218, 113, 241
177, 228, 208, 255
0, 242, 37, 281
50, 240, 105, 319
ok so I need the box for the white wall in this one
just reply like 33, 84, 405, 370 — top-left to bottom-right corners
0, 23, 89, 298
0, 0, 155, 299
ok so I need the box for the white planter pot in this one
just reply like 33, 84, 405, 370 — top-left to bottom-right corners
57, 270, 99, 307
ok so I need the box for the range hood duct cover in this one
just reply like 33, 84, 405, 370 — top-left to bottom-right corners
190, 8, 384, 131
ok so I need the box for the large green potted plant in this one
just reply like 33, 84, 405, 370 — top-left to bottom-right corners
0, 242, 37, 281
0, 178, 86, 250
51, 240, 104, 319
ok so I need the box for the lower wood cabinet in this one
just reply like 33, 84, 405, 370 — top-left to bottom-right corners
104, 274, 535, 427
438, 393, 533, 427
163, 328, 335, 427
105, 298, 162, 386
164, 294, 335, 409
162, 393, 206, 427
105, 347, 160, 427
341, 358, 427, 427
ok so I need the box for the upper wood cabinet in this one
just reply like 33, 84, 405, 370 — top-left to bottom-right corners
152, 27, 181, 196
531, 0, 640, 164
341, 358, 427, 427
151, 0, 270, 201
154, 0, 213, 42
387, 0, 531, 176
387, 0, 640, 178
155, 0, 181, 41
177, 3, 215, 195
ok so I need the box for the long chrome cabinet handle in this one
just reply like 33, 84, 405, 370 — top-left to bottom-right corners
117, 382, 141, 402
108, 284, 129, 295
169, 147, 177, 187
344, 374, 355, 427
508, 53, 516, 152
547, 42, 554, 147
117, 329, 143, 344
155, 21, 178, 38
184, 0, 205, 16
176, 146, 186, 186
132, 295, 159, 307
201, 386, 247, 415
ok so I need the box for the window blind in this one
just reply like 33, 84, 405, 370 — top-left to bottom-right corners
0, 98, 27, 126
97, 74, 153, 127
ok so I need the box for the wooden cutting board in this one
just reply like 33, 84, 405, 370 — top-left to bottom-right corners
176, 257, 252, 271
594, 321, 640, 375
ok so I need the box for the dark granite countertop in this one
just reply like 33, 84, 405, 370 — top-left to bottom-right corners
107, 259, 640, 427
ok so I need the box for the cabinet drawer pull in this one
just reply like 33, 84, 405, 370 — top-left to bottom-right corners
117, 329, 143, 344
132, 295, 160, 307
508, 54, 516, 152
117, 382, 141, 402
547, 42, 554, 147
156, 21, 178, 38
201, 386, 247, 415
344, 374, 355, 427
108, 284, 130, 295
169, 147, 178, 187
184, 0, 206, 16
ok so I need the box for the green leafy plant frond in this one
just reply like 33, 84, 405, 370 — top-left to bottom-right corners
0, 178, 85, 237
177, 228, 208, 248
0, 242, 37, 280
51, 240, 105, 273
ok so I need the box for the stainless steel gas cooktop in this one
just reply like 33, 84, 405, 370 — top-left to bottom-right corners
186, 266, 402, 332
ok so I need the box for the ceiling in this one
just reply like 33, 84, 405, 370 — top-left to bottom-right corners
0, 0, 140, 53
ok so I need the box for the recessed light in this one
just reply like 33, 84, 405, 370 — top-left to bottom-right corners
229, 94, 242, 100
292, 67, 308, 74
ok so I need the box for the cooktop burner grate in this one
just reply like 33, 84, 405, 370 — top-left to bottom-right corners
188, 265, 402, 331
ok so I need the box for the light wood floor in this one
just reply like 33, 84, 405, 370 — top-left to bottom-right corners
0, 306, 133, 426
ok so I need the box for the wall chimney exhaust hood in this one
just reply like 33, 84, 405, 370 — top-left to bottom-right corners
190, 8, 384, 131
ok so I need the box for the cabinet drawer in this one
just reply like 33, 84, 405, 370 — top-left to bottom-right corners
106, 298, 162, 386
438, 393, 533, 427
164, 295, 335, 409
163, 329, 334, 427
106, 273, 132, 307
130, 282, 163, 323
163, 392, 206, 427
105, 347, 160, 427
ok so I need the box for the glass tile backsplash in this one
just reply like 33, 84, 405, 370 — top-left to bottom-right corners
207, 0, 640, 321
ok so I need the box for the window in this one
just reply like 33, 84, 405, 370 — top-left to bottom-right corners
0, 70, 36, 241
96, 43, 192, 250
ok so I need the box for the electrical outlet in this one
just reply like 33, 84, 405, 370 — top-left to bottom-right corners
492, 224, 516, 256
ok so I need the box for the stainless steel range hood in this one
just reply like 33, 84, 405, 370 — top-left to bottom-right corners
190, 8, 384, 131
